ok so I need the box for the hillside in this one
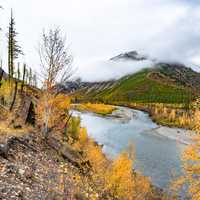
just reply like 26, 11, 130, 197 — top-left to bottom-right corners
72, 63, 200, 105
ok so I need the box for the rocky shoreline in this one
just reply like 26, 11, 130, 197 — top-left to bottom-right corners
105, 106, 196, 145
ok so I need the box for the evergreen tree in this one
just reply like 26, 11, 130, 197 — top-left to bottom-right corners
7, 9, 23, 80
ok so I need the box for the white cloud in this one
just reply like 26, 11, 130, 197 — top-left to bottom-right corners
76, 60, 153, 82
0, 0, 199, 81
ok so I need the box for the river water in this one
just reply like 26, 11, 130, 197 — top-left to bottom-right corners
73, 107, 186, 190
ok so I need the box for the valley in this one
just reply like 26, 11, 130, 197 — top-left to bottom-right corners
0, 1, 200, 198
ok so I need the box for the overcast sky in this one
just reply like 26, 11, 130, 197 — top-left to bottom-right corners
0, 0, 200, 81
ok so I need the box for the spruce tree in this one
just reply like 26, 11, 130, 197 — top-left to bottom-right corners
7, 9, 23, 80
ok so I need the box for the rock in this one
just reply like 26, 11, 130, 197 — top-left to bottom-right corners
0, 143, 8, 158
24, 168, 34, 179
18, 168, 25, 176
3, 163, 17, 174
47, 137, 62, 151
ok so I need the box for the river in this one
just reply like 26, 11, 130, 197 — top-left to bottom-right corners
73, 106, 190, 190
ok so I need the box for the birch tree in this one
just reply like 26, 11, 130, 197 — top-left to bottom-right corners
37, 28, 73, 138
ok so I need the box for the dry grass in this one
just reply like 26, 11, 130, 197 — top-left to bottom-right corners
72, 103, 116, 115
0, 121, 32, 139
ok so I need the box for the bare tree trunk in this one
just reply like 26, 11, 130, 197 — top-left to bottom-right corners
21, 64, 26, 93
0, 69, 4, 88
10, 80, 18, 111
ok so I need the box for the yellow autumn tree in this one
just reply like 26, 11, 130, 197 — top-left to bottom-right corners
81, 138, 152, 199
36, 94, 70, 135
169, 109, 176, 122
72, 127, 88, 149
37, 28, 72, 138
193, 109, 200, 133
181, 136, 200, 200
173, 108, 200, 200
85, 139, 108, 174
106, 152, 135, 199
106, 152, 151, 200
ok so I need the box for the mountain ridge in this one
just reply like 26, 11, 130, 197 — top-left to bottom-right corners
70, 61, 200, 104
110, 51, 148, 62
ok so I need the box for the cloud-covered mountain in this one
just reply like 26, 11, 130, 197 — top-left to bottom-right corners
71, 61, 200, 105
110, 51, 148, 62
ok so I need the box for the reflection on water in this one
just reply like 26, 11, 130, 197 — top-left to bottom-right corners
73, 108, 185, 189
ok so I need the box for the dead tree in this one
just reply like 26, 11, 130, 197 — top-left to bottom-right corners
10, 80, 18, 111
21, 63, 26, 92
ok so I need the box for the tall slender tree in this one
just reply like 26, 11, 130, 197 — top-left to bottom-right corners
21, 63, 26, 92
8, 10, 23, 111
17, 62, 20, 80
29, 68, 32, 85
25, 68, 29, 84
33, 73, 37, 87
7, 9, 23, 80
0, 60, 3, 88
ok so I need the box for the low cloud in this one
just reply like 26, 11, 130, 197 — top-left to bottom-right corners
75, 60, 153, 82
0, 0, 200, 81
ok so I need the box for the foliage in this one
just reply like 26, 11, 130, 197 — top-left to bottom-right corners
36, 94, 70, 135
0, 80, 13, 105
173, 136, 200, 200
7, 10, 23, 79
173, 104, 200, 200
68, 116, 81, 141
38, 28, 73, 137
73, 103, 116, 115
193, 110, 200, 133
71, 126, 152, 199
182, 137, 200, 200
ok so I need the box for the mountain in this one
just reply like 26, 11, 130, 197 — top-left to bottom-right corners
110, 51, 148, 61
71, 61, 200, 104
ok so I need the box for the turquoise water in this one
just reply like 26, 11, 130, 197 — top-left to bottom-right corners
74, 107, 185, 189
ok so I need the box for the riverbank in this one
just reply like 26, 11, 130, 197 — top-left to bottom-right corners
74, 104, 196, 145
145, 126, 196, 145
111, 106, 196, 145
115, 102, 196, 131
71, 103, 116, 116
